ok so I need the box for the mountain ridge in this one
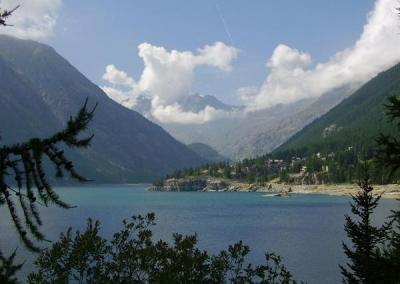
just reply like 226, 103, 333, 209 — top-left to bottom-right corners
0, 35, 205, 182
274, 62, 400, 157
162, 86, 353, 160
187, 142, 229, 163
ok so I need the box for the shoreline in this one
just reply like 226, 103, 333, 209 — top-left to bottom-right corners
149, 177, 400, 199
266, 184, 400, 199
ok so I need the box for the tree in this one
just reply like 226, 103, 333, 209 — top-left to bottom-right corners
375, 96, 400, 177
375, 95, 400, 282
223, 164, 232, 179
0, 250, 23, 284
0, 100, 96, 283
339, 175, 391, 284
1, 100, 96, 251
0, 5, 19, 26
380, 210, 400, 283
27, 213, 298, 284
0, 5, 97, 282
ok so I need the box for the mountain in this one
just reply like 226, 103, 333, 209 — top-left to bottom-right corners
106, 68, 353, 161
163, 86, 353, 160
0, 35, 205, 182
187, 143, 229, 163
155, 62, 400, 185
129, 93, 240, 119
179, 94, 240, 112
274, 63, 400, 157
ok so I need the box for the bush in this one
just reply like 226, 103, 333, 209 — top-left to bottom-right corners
28, 213, 297, 284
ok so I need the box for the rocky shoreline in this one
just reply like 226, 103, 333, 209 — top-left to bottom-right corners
148, 177, 400, 199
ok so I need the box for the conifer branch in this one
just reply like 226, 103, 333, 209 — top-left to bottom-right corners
0, 99, 96, 251
0, 5, 19, 26
375, 96, 400, 177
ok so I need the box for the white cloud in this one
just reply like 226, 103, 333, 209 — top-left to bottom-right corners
103, 0, 400, 122
236, 86, 259, 105
150, 97, 231, 124
244, 0, 400, 111
0, 0, 62, 39
196, 42, 238, 71
102, 41, 239, 124
267, 44, 312, 69
102, 64, 135, 87
135, 41, 238, 106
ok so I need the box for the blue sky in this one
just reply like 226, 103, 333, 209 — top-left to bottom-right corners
42, 0, 375, 105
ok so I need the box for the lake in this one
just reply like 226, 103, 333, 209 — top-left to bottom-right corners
0, 184, 398, 283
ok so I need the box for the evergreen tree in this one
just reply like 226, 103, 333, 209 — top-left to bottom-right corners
339, 176, 390, 283
223, 165, 232, 179
0, 5, 18, 26
0, 99, 96, 251
0, 5, 96, 282
376, 95, 400, 177
380, 210, 400, 283
0, 250, 23, 284
0, 100, 96, 282
375, 95, 400, 282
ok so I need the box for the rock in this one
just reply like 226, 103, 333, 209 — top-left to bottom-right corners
148, 177, 207, 192
203, 179, 229, 191
149, 177, 296, 194
149, 177, 231, 192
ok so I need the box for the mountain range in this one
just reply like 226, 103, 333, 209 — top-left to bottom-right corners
274, 62, 400, 157
156, 61, 400, 187
0, 35, 205, 183
2, 34, 398, 184
154, 86, 355, 161
105, 72, 357, 162
128, 93, 241, 119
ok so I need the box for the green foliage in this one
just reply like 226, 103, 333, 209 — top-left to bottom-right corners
0, 99, 95, 282
338, 91, 400, 283
339, 177, 391, 283
159, 93, 400, 185
339, 93, 400, 282
1, 9, 97, 275
0, 99, 96, 252
161, 158, 276, 186
27, 213, 298, 284
376, 96, 400, 177
27, 219, 108, 284
380, 210, 400, 283
267, 63, 400, 184
0, 250, 23, 284
275, 63, 400, 157
374, 95, 400, 282
158, 147, 392, 186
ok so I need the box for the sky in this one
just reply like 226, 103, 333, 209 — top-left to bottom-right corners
1, 0, 400, 124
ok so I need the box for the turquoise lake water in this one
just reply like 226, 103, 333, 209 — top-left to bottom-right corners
0, 184, 398, 283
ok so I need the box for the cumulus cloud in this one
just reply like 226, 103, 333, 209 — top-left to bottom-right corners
0, 0, 62, 39
102, 64, 135, 87
150, 97, 231, 124
267, 45, 312, 70
243, 0, 400, 111
134, 41, 238, 105
101, 41, 239, 124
